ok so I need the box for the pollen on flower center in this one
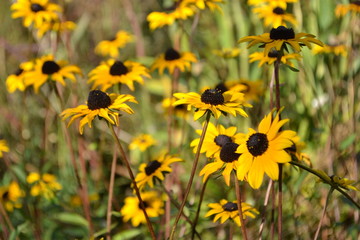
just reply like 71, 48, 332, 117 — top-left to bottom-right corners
220, 142, 241, 163
31, 4, 45, 12
164, 48, 181, 61
200, 89, 225, 105
214, 135, 232, 147
87, 90, 111, 110
109, 61, 129, 76
270, 26, 295, 40
273, 7, 285, 15
247, 133, 269, 156
222, 202, 238, 211
145, 160, 162, 176
215, 83, 228, 93
42, 61, 60, 75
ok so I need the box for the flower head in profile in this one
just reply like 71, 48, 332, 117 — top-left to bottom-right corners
135, 153, 182, 189
286, 135, 311, 166
249, 50, 301, 67
312, 44, 347, 57
11, 0, 62, 28
335, 1, 360, 17
173, 89, 251, 120
88, 59, 150, 91
27, 172, 62, 200
205, 199, 259, 226
236, 109, 297, 189
129, 134, 157, 152
0, 140, 10, 158
239, 26, 323, 56
6, 60, 34, 93
95, 31, 133, 58
316, 170, 359, 192
121, 191, 165, 227
252, 4, 297, 27
182, 0, 224, 12
162, 97, 189, 119
35, 19, 76, 38
0, 181, 25, 212
215, 80, 265, 102
212, 47, 241, 59
60, 90, 137, 134
24, 55, 81, 93
151, 48, 197, 75
248, 0, 297, 8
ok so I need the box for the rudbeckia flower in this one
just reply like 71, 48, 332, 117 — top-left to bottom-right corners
249, 50, 301, 67
212, 47, 241, 59
173, 89, 250, 120
182, 0, 224, 12
316, 170, 359, 192
205, 199, 259, 226
88, 59, 150, 91
121, 191, 165, 227
215, 80, 264, 102
151, 48, 197, 75
0, 140, 10, 158
129, 134, 157, 152
135, 153, 182, 189
11, 0, 62, 28
24, 55, 81, 93
35, 19, 76, 38
239, 26, 323, 56
286, 135, 311, 166
6, 61, 34, 93
27, 172, 62, 200
236, 110, 297, 189
94, 31, 133, 58
312, 44, 347, 57
248, 0, 297, 8
60, 90, 137, 134
252, 4, 297, 27
335, 1, 360, 17
0, 181, 25, 212
162, 97, 189, 118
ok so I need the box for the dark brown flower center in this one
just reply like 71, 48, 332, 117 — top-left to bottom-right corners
165, 48, 181, 61
222, 202, 238, 212
31, 4, 45, 12
15, 68, 24, 76
138, 200, 149, 210
351, 0, 360, 6
285, 142, 297, 153
270, 26, 295, 40
214, 135, 232, 147
200, 89, 224, 105
220, 142, 240, 163
109, 61, 128, 76
87, 90, 111, 110
268, 50, 280, 58
247, 133, 269, 156
240, 83, 250, 93
42, 61, 60, 75
215, 83, 228, 93
273, 7, 285, 15
145, 160, 162, 176
174, 104, 187, 111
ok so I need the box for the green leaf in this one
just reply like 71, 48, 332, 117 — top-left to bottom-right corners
285, 65, 300, 72
52, 212, 89, 229
113, 229, 142, 240
340, 134, 356, 150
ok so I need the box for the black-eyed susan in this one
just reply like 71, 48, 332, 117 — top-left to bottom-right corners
70, 193, 99, 207
200, 142, 243, 186
151, 48, 197, 75
173, 89, 250, 120
215, 80, 265, 102
212, 47, 241, 59
252, 4, 297, 27
129, 134, 157, 152
94, 30, 133, 58
316, 170, 359, 192
121, 191, 165, 227
286, 135, 311, 166
162, 97, 189, 118
312, 44, 347, 57
249, 50, 301, 67
0, 181, 25, 212
6, 61, 34, 93
135, 153, 182, 189
236, 110, 297, 189
0, 140, 9, 158
335, 1, 360, 17
35, 19, 76, 38
205, 199, 259, 226
11, 0, 62, 28
248, 0, 297, 8
191, 122, 242, 159
239, 26, 323, 56
182, 0, 224, 12
24, 55, 81, 93
60, 90, 137, 135
27, 172, 62, 200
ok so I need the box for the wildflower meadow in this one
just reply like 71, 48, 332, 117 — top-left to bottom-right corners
1, 0, 360, 239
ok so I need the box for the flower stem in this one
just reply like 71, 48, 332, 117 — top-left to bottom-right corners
106, 146, 117, 240
109, 125, 156, 240
169, 112, 211, 240
314, 188, 334, 240
191, 177, 209, 240
258, 180, 274, 239
234, 172, 248, 240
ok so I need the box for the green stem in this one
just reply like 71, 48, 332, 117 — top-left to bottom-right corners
234, 172, 248, 240
169, 112, 211, 240
191, 177, 209, 240
313, 188, 334, 240
106, 147, 117, 240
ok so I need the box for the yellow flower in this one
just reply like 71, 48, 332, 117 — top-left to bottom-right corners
335, 1, 360, 17
248, 0, 298, 8
121, 191, 165, 227
191, 122, 242, 159
11, 0, 62, 28
286, 135, 311, 166
24, 55, 82, 93
151, 48, 197, 75
0, 181, 25, 212
35, 20, 76, 38
135, 153, 182, 189
215, 80, 265, 102
94, 31, 133, 58
212, 47, 241, 59
27, 172, 62, 200
312, 44, 347, 57
129, 134, 157, 152
173, 89, 250, 120
6, 60, 35, 93
236, 110, 297, 189
252, 4, 297, 27
0, 140, 10, 158
88, 59, 150, 91
205, 199, 259, 226
239, 26, 323, 56
316, 170, 359, 192
70, 193, 99, 207
249, 51, 302, 67
162, 97, 190, 118
182, 0, 224, 12
60, 90, 137, 135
